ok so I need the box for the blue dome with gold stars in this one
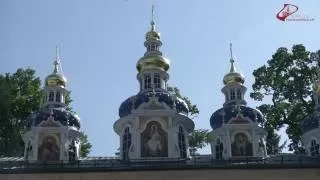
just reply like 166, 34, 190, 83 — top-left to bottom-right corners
119, 90, 189, 118
210, 105, 264, 130
26, 105, 80, 130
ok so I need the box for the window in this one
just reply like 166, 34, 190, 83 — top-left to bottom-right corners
226, 94, 229, 101
60, 93, 64, 103
237, 89, 242, 100
154, 73, 161, 89
122, 127, 132, 160
215, 139, 223, 160
49, 92, 54, 102
230, 89, 236, 100
310, 139, 319, 157
140, 79, 143, 91
144, 74, 151, 89
151, 44, 157, 51
178, 126, 187, 158
56, 92, 61, 102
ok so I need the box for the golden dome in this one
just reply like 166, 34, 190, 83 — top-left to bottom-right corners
145, 20, 160, 40
45, 73, 67, 87
45, 51, 67, 87
137, 54, 170, 72
137, 13, 169, 72
223, 59, 245, 85
146, 31, 160, 41
223, 72, 245, 85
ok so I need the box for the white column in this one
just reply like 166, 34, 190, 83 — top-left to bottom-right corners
226, 129, 231, 159
60, 132, 65, 161
135, 116, 141, 159
168, 116, 174, 158
33, 133, 39, 161
252, 129, 257, 157
119, 135, 123, 159
185, 126, 191, 157
211, 132, 216, 159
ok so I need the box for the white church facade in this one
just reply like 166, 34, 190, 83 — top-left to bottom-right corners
1, 7, 319, 168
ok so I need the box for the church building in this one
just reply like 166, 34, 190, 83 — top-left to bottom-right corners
114, 12, 194, 160
210, 45, 267, 160
0, 6, 319, 180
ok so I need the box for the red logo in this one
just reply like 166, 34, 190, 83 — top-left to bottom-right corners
276, 4, 299, 21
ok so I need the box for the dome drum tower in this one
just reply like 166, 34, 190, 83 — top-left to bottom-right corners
23, 48, 82, 162
301, 68, 320, 157
210, 44, 267, 160
114, 8, 194, 160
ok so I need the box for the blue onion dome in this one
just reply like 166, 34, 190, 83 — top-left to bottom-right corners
302, 112, 320, 133
26, 107, 80, 130
119, 90, 189, 118
210, 105, 264, 130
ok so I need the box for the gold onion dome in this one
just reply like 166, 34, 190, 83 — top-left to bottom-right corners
223, 43, 245, 85
145, 21, 160, 41
223, 59, 245, 85
136, 9, 170, 72
45, 73, 67, 87
137, 55, 170, 72
45, 48, 67, 87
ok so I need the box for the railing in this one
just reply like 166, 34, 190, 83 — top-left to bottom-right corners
0, 155, 320, 174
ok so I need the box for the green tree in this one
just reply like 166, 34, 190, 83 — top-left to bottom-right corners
0, 68, 92, 157
250, 44, 320, 153
188, 129, 210, 149
167, 86, 210, 152
64, 91, 92, 157
0, 68, 42, 156
79, 132, 92, 157
167, 86, 199, 118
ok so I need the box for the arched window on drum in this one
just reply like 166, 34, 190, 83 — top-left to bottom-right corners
310, 139, 319, 157
122, 127, 132, 160
49, 91, 54, 102
56, 91, 61, 102
215, 138, 223, 160
178, 126, 187, 158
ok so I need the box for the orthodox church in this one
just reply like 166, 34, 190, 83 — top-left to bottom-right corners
209, 47, 267, 160
11, 8, 320, 164
23, 47, 82, 162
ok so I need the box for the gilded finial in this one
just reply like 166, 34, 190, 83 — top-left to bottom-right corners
230, 43, 234, 60
223, 43, 245, 85
151, 5, 155, 31
229, 43, 236, 73
45, 46, 67, 87
53, 46, 60, 74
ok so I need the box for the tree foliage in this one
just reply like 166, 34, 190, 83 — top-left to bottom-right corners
250, 44, 320, 153
167, 86, 210, 151
0, 68, 92, 157
79, 132, 92, 157
0, 68, 42, 156
167, 86, 199, 118
188, 129, 210, 149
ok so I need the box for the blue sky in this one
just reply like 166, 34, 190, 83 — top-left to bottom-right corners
1, 0, 319, 156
